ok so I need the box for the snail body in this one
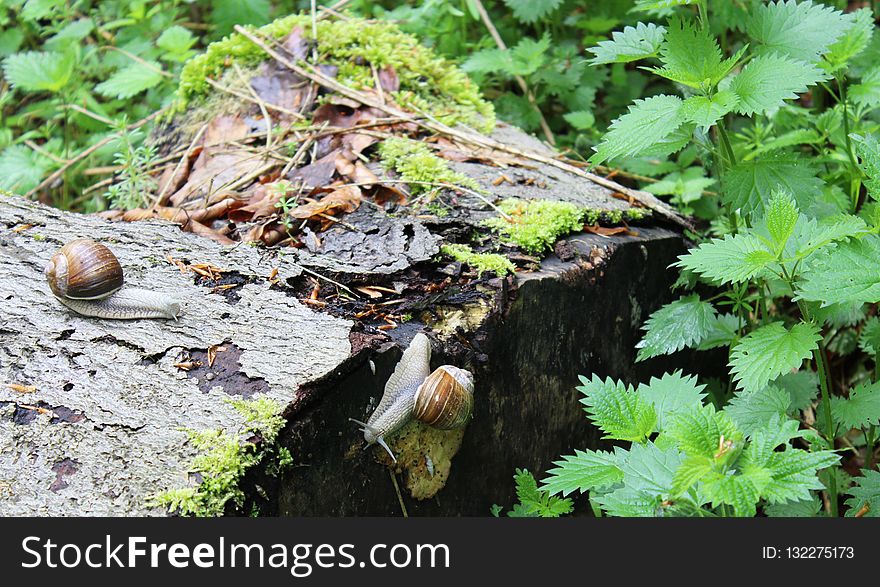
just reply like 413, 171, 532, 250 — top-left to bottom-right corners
45, 239, 180, 320
352, 332, 474, 462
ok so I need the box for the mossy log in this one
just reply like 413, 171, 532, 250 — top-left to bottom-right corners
0, 187, 694, 516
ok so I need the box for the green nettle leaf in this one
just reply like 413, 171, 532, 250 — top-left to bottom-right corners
729, 322, 821, 392
755, 449, 839, 504
850, 67, 880, 108
157, 25, 197, 61
850, 133, 880, 200
637, 371, 707, 430
542, 448, 624, 497
858, 316, 880, 356
786, 214, 867, 261
674, 234, 773, 285
796, 236, 880, 305
587, 22, 666, 66
745, 0, 849, 63
723, 155, 823, 219
210, 0, 270, 36
763, 190, 798, 250
830, 381, 880, 431
823, 8, 874, 72
646, 18, 732, 89
680, 91, 739, 131
725, 386, 791, 437
462, 49, 510, 74
666, 404, 742, 460
507, 469, 573, 517
508, 34, 552, 76
776, 371, 819, 412
503, 0, 563, 24
701, 472, 761, 517
635, 295, 717, 361
741, 417, 804, 466
729, 54, 828, 116
2, 50, 75, 93
765, 493, 822, 517
697, 313, 741, 350
0, 144, 52, 193
562, 110, 595, 130
577, 375, 657, 443
844, 470, 880, 517
643, 167, 715, 206
95, 62, 165, 99
632, 0, 698, 13
590, 95, 684, 165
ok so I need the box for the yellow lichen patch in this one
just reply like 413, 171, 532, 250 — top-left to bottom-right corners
423, 296, 493, 336
374, 420, 467, 500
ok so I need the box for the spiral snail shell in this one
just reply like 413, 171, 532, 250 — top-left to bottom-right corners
351, 332, 474, 462
45, 239, 180, 320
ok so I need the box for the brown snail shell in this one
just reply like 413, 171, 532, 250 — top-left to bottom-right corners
45, 238, 180, 320
45, 238, 123, 300
412, 365, 474, 430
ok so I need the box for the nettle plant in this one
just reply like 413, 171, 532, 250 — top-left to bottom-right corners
520, 1, 880, 517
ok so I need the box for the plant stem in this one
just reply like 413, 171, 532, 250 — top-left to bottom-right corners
837, 76, 862, 212
717, 122, 737, 167
812, 344, 839, 516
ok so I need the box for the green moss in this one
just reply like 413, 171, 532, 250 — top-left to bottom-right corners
441, 243, 515, 277
485, 198, 653, 255
178, 15, 494, 132
379, 137, 478, 195
148, 397, 289, 517
484, 199, 585, 255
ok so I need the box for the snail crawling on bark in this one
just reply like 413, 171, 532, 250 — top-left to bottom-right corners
351, 332, 474, 463
45, 238, 181, 320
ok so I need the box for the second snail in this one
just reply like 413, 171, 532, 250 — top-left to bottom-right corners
352, 332, 475, 462
45, 238, 181, 320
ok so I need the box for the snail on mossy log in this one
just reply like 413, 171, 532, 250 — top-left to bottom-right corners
351, 333, 475, 462
45, 239, 180, 320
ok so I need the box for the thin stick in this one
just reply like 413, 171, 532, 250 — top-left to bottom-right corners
105, 46, 174, 78
205, 77, 305, 119
24, 140, 67, 164
295, 263, 359, 298
233, 25, 688, 228
25, 107, 168, 198
388, 469, 408, 518
233, 62, 273, 154
471, 0, 555, 146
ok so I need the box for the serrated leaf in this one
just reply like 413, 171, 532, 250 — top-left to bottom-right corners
674, 234, 773, 285
0, 144, 52, 193
666, 404, 742, 460
765, 493, 821, 517
776, 371, 819, 412
590, 95, 684, 165
3, 50, 75, 93
671, 455, 713, 497
508, 34, 551, 76
95, 62, 165, 99
635, 295, 717, 361
729, 322, 821, 392
680, 91, 738, 131
508, 468, 573, 517
729, 53, 829, 116
796, 236, 880, 305
844, 469, 880, 517
745, 0, 849, 63
823, 8, 874, 72
563, 110, 595, 130
577, 375, 657, 443
757, 449, 839, 504
741, 416, 804, 466
157, 25, 196, 62
725, 386, 791, 437
831, 381, 880, 431
850, 133, 880, 200
587, 22, 666, 66
45, 18, 94, 52
859, 316, 880, 356
541, 449, 623, 497
462, 48, 510, 74
503, 0, 563, 24
787, 214, 867, 261
723, 155, 823, 219
850, 67, 880, 108
697, 313, 741, 350
592, 485, 659, 517
646, 18, 727, 89
637, 371, 707, 430
702, 472, 760, 517
764, 190, 798, 250
21, 0, 63, 21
